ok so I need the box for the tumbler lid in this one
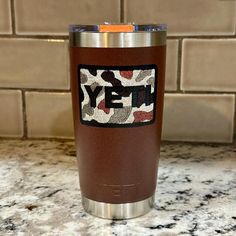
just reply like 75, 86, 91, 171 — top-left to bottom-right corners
69, 23, 166, 48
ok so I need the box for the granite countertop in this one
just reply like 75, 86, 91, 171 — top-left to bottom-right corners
0, 140, 235, 236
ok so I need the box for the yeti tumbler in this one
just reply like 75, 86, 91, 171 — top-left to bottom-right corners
69, 24, 166, 219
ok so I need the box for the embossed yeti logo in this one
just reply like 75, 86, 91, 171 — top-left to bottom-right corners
78, 65, 157, 127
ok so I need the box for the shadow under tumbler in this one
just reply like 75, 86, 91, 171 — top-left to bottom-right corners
69, 24, 166, 219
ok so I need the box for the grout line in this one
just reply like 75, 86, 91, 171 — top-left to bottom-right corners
176, 39, 183, 92
10, 0, 16, 35
234, 95, 236, 137
0, 136, 234, 146
0, 136, 74, 141
164, 91, 236, 95
0, 79, 235, 94
0, 34, 69, 40
120, 0, 125, 23
0, 34, 235, 41
166, 35, 236, 40
21, 90, 28, 138
0, 87, 235, 95
0, 87, 70, 93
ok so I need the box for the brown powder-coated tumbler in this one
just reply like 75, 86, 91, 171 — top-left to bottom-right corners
69, 24, 166, 219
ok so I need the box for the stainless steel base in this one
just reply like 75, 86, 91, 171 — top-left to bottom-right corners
81, 195, 154, 220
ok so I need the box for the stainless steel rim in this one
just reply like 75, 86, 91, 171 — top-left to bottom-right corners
69, 31, 166, 48
82, 195, 155, 220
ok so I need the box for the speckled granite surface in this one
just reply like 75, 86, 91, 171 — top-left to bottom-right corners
0, 140, 235, 236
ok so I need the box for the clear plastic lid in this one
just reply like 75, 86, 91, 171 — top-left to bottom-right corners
69, 23, 167, 47
69, 23, 167, 33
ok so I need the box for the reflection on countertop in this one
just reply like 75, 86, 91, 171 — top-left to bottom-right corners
0, 140, 235, 235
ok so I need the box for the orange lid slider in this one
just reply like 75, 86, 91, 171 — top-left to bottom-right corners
99, 24, 134, 32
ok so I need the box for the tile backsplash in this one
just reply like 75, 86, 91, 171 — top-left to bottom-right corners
26, 92, 73, 138
0, 38, 69, 89
163, 94, 235, 143
0, 0, 235, 143
181, 39, 236, 92
0, 0, 11, 34
14, 0, 120, 35
0, 90, 23, 137
165, 40, 178, 91
125, 0, 236, 36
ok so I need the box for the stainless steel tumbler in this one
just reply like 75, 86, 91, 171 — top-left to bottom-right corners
69, 24, 166, 219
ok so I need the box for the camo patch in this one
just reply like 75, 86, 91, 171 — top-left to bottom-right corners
78, 65, 157, 127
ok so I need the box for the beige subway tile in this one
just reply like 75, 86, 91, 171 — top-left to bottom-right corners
165, 40, 178, 91
125, 0, 236, 35
0, 90, 23, 137
15, 0, 120, 35
235, 114, 236, 136
0, 38, 69, 89
0, 0, 11, 34
162, 94, 235, 143
181, 39, 236, 92
26, 92, 74, 138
